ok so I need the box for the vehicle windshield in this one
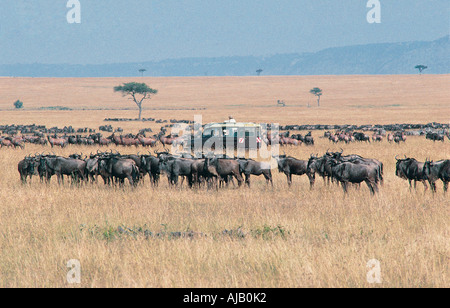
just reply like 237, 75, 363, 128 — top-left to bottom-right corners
204, 128, 222, 137
203, 124, 261, 138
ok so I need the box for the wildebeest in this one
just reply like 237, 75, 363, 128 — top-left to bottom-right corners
204, 156, 243, 188
328, 134, 339, 143
121, 135, 140, 147
307, 154, 332, 185
303, 132, 314, 146
1, 136, 24, 149
426, 132, 444, 142
140, 152, 172, 186
393, 132, 406, 144
329, 150, 384, 185
85, 153, 101, 183
98, 136, 112, 146
423, 159, 450, 193
1, 137, 15, 148
159, 156, 194, 187
36, 154, 58, 182
387, 133, 394, 143
18, 155, 37, 183
158, 130, 182, 148
395, 156, 428, 191
98, 156, 140, 186
372, 134, 383, 142
329, 159, 380, 195
47, 136, 68, 148
279, 134, 302, 146
137, 134, 158, 147
236, 158, 273, 187
40, 156, 86, 184
107, 133, 123, 146
353, 132, 370, 143
307, 150, 383, 190
273, 155, 314, 188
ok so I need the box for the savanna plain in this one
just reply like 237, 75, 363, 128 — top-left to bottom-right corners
0, 75, 449, 287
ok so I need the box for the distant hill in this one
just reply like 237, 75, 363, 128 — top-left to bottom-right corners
1, 36, 448, 77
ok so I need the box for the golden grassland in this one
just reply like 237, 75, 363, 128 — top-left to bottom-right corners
1, 74, 449, 127
0, 75, 449, 288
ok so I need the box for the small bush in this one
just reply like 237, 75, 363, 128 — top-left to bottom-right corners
13, 100, 23, 109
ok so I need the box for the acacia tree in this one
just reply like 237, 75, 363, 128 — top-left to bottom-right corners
415, 65, 428, 74
309, 87, 323, 107
139, 68, 147, 77
114, 82, 158, 120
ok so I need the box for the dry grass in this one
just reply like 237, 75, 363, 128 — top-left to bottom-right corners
0, 75, 449, 288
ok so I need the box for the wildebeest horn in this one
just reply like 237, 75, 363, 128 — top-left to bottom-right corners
339, 148, 344, 154
395, 155, 399, 161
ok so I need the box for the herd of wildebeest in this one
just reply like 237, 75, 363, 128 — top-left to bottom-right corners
2, 122, 449, 194
16, 148, 449, 195
0, 127, 450, 149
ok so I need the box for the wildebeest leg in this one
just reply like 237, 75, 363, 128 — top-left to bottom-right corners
365, 180, 377, 195
422, 181, 429, 192
185, 175, 194, 188
188, 174, 194, 188
373, 182, 379, 194
341, 182, 348, 194
154, 173, 160, 187
427, 180, 435, 192
148, 173, 153, 185
443, 181, 448, 193
233, 173, 243, 188
221, 176, 230, 188
127, 175, 135, 187
20, 172, 27, 184
229, 176, 237, 187
208, 176, 219, 190
244, 173, 251, 188
307, 173, 315, 189
286, 173, 292, 187
263, 172, 273, 187
57, 173, 63, 185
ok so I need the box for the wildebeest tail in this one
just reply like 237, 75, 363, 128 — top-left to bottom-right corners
132, 164, 140, 184
378, 163, 384, 184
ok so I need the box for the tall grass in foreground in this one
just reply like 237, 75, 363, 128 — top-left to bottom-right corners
0, 136, 448, 287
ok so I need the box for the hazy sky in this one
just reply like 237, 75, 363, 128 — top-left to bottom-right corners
0, 0, 448, 64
